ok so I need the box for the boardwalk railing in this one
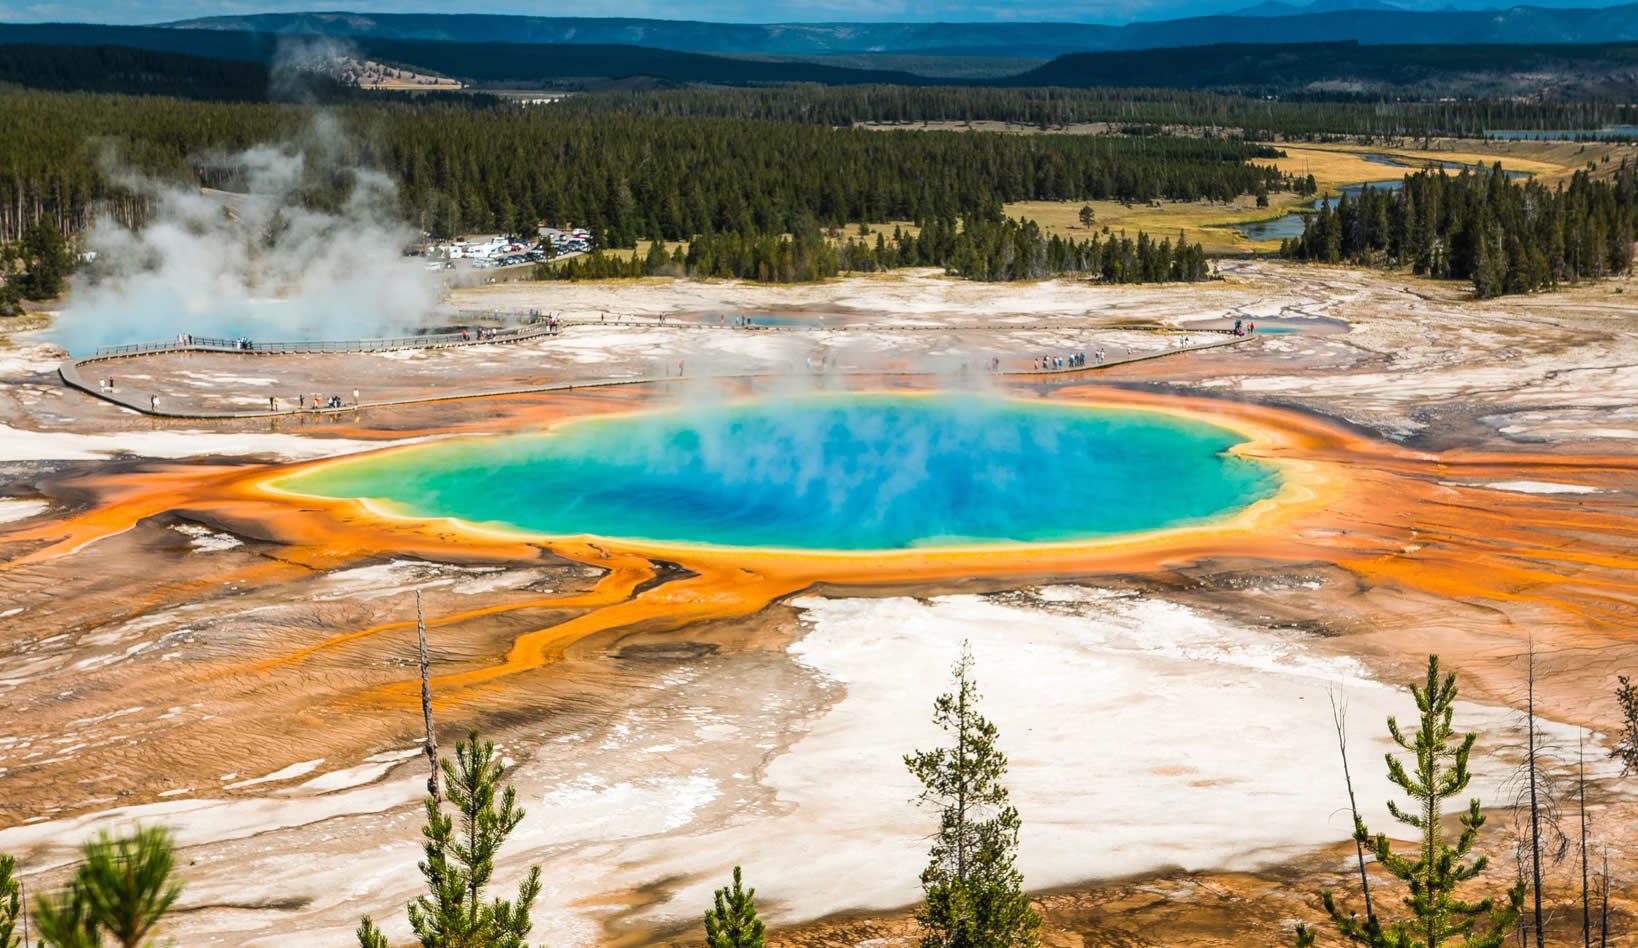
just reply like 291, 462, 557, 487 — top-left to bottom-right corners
91, 324, 558, 359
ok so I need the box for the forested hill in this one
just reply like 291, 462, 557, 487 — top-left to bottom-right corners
162, 5, 1638, 56
1009, 40, 1638, 93
550, 88, 1637, 141
0, 44, 349, 100
0, 91, 1282, 243
11, 25, 1638, 98
0, 25, 931, 87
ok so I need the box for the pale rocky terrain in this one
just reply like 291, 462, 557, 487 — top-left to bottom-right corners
2, 262, 1636, 946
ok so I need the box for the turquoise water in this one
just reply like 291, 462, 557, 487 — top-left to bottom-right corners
689, 313, 836, 327
283, 395, 1281, 551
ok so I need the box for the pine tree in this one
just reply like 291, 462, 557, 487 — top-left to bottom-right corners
703, 866, 765, 948
1613, 675, 1638, 776
32, 883, 98, 948
30, 828, 180, 948
1296, 654, 1524, 948
74, 828, 183, 948
0, 854, 21, 948
19, 218, 69, 300
905, 642, 1041, 948
358, 728, 543, 948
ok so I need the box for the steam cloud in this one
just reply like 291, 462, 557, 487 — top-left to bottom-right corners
54, 112, 443, 355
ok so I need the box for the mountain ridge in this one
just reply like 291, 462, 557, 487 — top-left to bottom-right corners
154, 5, 1638, 56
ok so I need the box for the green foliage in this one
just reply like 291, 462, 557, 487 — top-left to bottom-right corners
1614, 675, 1638, 777
905, 641, 1041, 948
357, 916, 390, 948
557, 86, 1638, 142
75, 827, 183, 948
19, 218, 69, 300
1295, 655, 1524, 948
32, 883, 98, 948
360, 728, 543, 948
1282, 162, 1637, 297
539, 216, 1206, 286
0, 89, 1282, 243
703, 866, 765, 948
0, 854, 20, 948
30, 827, 182, 948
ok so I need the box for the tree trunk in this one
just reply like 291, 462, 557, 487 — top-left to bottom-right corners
1528, 647, 1545, 948
1330, 689, 1373, 919
417, 589, 439, 805
1599, 850, 1609, 948
955, 671, 967, 884
1580, 731, 1590, 948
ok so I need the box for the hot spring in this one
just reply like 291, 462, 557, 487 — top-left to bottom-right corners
278, 394, 1282, 551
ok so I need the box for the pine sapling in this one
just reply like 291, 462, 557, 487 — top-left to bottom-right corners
1612, 675, 1638, 776
703, 866, 765, 948
905, 640, 1041, 948
1296, 654, 1525, 948
359, 728, 543, 948
0, 854, 21, 948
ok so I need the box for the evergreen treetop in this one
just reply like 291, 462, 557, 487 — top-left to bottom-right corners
905, 641, 1041, 948
358, 728, 544, 948
703, 866, 766, 948
0, 854, 20, 948
1297, 655, 1523, 948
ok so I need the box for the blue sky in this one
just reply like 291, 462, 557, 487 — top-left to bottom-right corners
0, 0, 1628, 26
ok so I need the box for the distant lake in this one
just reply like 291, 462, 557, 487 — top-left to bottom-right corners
1486, 127, 1638, 141
1232, 164, 1529, 242
1232, 212, 1310, 241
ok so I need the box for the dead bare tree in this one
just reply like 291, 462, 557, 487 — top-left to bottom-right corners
1328, 685, 1373, 919
1579, 730, 1590, 948
417, 588, 439, 805
1507, 640, 1570, 948
1599, 850, 1609, 948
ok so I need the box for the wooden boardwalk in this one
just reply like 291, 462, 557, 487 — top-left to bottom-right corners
59, 320, 1251, 420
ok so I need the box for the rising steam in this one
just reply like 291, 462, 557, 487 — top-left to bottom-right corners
54, 112, 442, 354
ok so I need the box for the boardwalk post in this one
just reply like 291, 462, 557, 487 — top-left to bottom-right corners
417, 589, 440, 804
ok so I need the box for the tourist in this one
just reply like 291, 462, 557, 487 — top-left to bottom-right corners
149, 395, 158, 411
269, 396, 277, 411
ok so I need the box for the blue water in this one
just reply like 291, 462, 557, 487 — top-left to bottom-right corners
691, 313, 837, 327
1233, 213, 1310, 240
1235, 163, 1529, 240
283, 394, 1281, 551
